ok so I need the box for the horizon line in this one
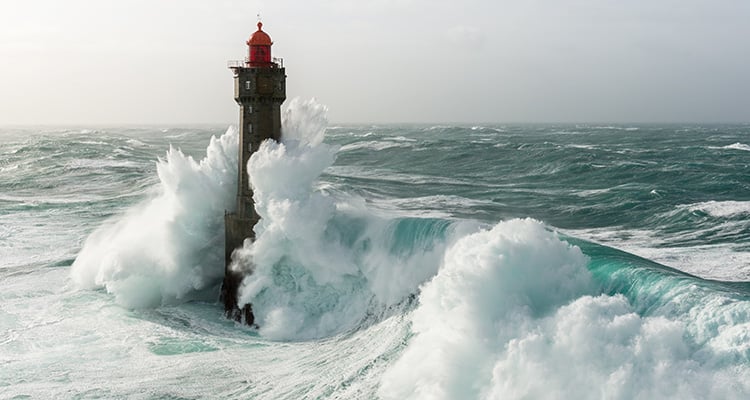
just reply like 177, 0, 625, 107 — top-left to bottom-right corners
1, 121, 749, 129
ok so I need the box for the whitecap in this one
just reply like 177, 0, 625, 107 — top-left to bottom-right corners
686, 200, 750, 218
340, 141, 411, 152
724, 142, 750, 151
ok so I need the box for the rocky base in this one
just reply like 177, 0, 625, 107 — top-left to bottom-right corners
220, 269, 255, 326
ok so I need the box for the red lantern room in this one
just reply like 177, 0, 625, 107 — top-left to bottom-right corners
247, 22, 273, 67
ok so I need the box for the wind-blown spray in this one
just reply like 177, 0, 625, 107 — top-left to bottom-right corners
71, 130, 238, 308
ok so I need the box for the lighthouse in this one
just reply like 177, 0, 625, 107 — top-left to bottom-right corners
222, 21, 286, 324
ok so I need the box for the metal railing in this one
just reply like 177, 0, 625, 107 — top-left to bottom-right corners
227, 58, 284, 69
227, 60, 245, 68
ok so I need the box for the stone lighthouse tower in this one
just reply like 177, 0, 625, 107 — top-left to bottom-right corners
222, 21, 286, 323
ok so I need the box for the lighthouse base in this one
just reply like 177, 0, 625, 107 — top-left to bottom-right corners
221, 212, 256, 325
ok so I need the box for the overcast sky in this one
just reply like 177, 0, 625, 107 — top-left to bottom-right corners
1, 0, 748, 124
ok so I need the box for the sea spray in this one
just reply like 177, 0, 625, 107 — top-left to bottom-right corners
379, 219, 750, 399
70, 129, 238, 308
280, 97, 329, 147
232, 99, 469, 340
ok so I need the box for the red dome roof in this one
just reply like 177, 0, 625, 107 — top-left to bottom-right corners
247, 22, 272, 46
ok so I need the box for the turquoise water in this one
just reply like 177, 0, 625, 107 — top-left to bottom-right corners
2, 108, 750, 398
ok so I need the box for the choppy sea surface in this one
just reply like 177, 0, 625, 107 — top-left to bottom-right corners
2, 103, 750, 399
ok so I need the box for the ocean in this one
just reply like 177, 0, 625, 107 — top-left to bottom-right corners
2, 100, 750, 399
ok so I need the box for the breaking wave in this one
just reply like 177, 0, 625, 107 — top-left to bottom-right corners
379, 226, 750, 399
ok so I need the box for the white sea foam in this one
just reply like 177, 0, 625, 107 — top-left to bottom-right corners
70, 129, 238, 308
685, 200, 750, 218
724, 142, 750, 151
384, 136, 417, 142
589, 126, 639, 131
379, 219, 750, 399
0, 164, 19, 172
125, 138, 147, 147
470, 126, 505, 133
65, 158, 140, 170
574, 188, 612, 197
566, 143, 597, 150
339, 141, 411, 152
